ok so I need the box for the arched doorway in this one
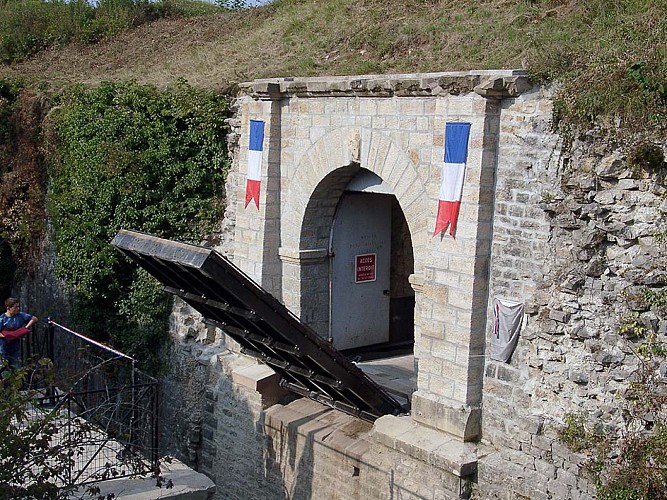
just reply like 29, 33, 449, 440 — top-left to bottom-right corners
328, 170, 414, 357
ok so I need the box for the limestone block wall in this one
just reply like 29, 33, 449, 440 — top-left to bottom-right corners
158, 298, 228, 466
198, 355, 290, 499
181, 356, 481, 500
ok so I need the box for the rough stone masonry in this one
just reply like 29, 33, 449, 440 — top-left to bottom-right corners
155, 70, 667, 499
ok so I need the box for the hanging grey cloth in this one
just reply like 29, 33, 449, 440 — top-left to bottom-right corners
490, 298, 524, 363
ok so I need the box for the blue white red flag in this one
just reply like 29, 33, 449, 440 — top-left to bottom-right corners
245, 119, 265, 209
433, 122, 471, 237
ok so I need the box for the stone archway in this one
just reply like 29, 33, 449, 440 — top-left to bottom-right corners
277, 128, 428, 340
233, 72, 518, 441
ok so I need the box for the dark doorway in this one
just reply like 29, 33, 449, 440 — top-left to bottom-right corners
0, 238, 15, 299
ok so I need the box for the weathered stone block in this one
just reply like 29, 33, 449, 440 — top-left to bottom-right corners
411, 392, 481, 441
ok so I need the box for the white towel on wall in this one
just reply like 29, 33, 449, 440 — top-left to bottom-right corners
490, 298, 525, 363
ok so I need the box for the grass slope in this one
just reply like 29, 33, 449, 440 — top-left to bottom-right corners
1, 0, 666, 135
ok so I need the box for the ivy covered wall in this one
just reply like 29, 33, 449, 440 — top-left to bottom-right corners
0, 79, 233, 372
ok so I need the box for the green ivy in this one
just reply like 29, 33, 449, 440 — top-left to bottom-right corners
49, 80, 230, 372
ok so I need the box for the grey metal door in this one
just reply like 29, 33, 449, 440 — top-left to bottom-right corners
330, 192, 391, 350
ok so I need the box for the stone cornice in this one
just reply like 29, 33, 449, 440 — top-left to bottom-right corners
239, 70, 531, 100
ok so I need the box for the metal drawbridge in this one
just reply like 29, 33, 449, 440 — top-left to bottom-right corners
111, 229, 405, 422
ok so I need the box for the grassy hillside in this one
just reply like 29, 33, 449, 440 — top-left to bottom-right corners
0, 0, 664, 136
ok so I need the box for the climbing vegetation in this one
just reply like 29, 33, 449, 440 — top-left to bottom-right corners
48, 80, 230, 371
559, 342, 667, 499
560, 238, 667, 498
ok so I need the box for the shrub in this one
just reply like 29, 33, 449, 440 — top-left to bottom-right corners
0, 0, 221, 64
48, 79, 230, 371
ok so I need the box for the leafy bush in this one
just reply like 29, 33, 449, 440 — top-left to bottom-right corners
49, 80, 230, 371
0, 0, 95, 63
0, 359, 87, 499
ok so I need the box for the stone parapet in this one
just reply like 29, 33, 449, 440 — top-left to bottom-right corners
264, 398, 474, 499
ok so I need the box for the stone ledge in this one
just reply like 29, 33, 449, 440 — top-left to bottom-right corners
370, 415, 480, 477
278, 246, 329, 264
240, 70, 529, 100
231, 364, 289, 402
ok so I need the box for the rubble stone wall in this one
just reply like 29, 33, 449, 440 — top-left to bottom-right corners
479, 87, 667, 499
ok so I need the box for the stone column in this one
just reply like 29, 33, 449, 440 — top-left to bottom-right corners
233, 83, 283, 297
410, 90, 503, 441
278, 247, 330, 337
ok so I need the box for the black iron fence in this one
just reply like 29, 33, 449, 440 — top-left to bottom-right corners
18, 319, 159, 487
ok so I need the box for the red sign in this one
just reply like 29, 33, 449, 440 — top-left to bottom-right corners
355, 253, 376, 283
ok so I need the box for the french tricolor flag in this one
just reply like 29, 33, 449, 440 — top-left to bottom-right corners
245, 119, 265, 209
433, 122, 471, 238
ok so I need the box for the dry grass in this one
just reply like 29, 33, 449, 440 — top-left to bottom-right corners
0, 0, 535, 90
0, 0, 665, 137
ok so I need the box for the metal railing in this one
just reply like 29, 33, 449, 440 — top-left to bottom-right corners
19, 319, 159, 487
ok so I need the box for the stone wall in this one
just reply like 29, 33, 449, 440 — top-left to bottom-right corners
148, 72, 666, 500
479, 86, 667, 499
194, 371, 475, 500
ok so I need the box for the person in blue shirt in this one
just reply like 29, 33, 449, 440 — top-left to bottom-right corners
0, 297, 38, 370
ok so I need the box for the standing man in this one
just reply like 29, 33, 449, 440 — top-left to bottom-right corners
0, 297, 38, 370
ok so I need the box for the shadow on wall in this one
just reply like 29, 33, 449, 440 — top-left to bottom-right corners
260, 398, 464, 499
263, 411, 322, 499
160, 331, 298, 500
208, 355, 296, 499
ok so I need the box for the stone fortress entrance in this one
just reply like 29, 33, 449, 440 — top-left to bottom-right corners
230, 70, 532, 442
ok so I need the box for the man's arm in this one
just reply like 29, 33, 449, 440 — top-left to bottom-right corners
25, 314, 38, 329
